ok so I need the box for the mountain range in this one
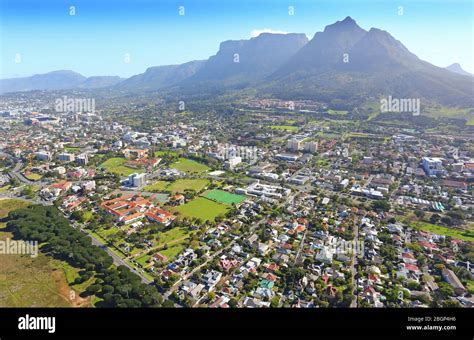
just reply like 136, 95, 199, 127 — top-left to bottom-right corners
1, 17, 472, 109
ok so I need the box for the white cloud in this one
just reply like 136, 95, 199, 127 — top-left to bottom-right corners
250, 28, 289, 38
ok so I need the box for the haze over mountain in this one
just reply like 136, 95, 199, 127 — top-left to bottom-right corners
0, 70, 122, 93
445, 63, 473, 77
1, 17, 472, 109
117, 60, 205, 91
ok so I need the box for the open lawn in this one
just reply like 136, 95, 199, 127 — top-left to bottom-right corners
270, 125, 299, 132
411, 221, 474, 242
154, 150, 179, 157
0, 185, 11, 193
204, 190, 246, 205
154, 227, 189, 247
143, 179, 209, 193
0, 199, 89, 307
170, 158, 210, 175
0, 198, 30, 218
64, 147, 81, 153
173, 197, 229, 221
24, 173, 42, 181
327, 109, 348, 115
143, 180, 171, 192
159, 244, 185, 261
100, 157, 141, 176
168, 179, 209, 193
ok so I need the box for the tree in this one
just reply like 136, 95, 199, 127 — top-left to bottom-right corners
414, 210, 425, 219
371, 200, 391, 212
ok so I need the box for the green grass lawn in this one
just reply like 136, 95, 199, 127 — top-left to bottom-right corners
0, 185, 11, 193
204, 189, 246, 205
100, 157, 142, 176
65, 147, 81, 153
270, 125, 299, 132
327, 109, 348, 115
168, 179, 209, 193
142, 180, 171, 192
170, 158, 210, 175
24, 173, 43, 181
0, 198, 30, 218
159, 244, 185, 261
173, 197, 229, 221
136, 254, 151, 267
411, 221, 474, 242
154, 150, 179, 157
153, 227, 189, 247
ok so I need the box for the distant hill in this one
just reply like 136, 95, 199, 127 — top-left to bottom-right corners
0, 71, 123, 93
116, 60, 205, 91
77, 76, 123, 88
0, 70, 86, 93
445, 63, 473, 77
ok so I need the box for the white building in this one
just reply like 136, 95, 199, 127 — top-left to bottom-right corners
128, 173, 146, 188
304, 141, 318, 154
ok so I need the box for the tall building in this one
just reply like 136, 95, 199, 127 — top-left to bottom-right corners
422, 157, 445, 176
36, 150, 52, 161
58, 153, 75, 162
76, 153, 89, 165
287, 139, 303, 152
304, 141, 318, 154
128, 173, 146, 188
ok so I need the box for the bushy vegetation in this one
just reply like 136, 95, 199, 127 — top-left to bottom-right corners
6, 205, 163, 307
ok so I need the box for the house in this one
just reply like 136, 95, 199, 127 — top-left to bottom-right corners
442, 269, 466, 295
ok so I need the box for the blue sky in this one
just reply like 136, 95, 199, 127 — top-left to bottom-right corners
1, 0, 473, 78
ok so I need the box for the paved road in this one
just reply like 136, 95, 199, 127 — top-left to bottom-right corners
71, 220, 152, 284
349, 217, 359, 308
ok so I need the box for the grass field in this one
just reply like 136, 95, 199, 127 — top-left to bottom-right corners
100, 157, 142, 176
24, 173, 42, 181
0, 199, 89, 307
411, 221, 474, 242
65, 147, 81, 153
173, 197, 229, 221
170, 158, 210, 175
154, 150, 179, 157
327, 109, 348, 115
204, 190, 246, 205
168, 179, 209, 193
270, 125, 299, 132
0, 198, 30, 218
154, 227, 189, 247
142, 180, 170, 192
159, 244, 185, 260
143, 179, 209, 193
0, 185, 11, 193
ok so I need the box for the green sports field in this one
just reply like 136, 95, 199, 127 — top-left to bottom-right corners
170, 158, 210, 174
173, 197, 229, 221
100, 157, 142, 176
204, 190, 246, 205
